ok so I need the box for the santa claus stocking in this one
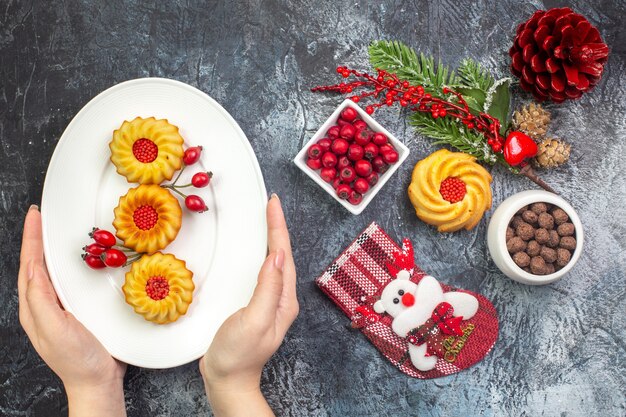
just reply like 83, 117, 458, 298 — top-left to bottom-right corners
315, 222, 499, 378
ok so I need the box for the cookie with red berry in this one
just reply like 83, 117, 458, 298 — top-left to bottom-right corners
110, 117, 185, 184
122, 252, 194, 324
113, 184, 182, 254
407, 149, 492, 232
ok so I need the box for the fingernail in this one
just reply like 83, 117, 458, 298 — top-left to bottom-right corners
274, 249, 285, 272
270, 193, 279, 201
29, 204, 39, 211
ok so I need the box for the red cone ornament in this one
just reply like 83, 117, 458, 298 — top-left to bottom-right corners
509, 7, 609, 103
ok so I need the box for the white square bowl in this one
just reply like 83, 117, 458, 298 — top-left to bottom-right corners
294, 99, 410, 215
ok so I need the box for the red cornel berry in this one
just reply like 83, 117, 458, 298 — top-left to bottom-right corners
331, 139, 349, 155
317, 138, 332, 152
308, 144, 322, 159
327, 126, 340, 139
340, 166, 356, 183
439, 177, 467, 203
321, 152, 338, 168
339, 124, 356, 140
89, 228, 116, 247
83, 254, 106, 270
365, 172, 379, 186
354, 159, 372, 177
191, 171, 213, 188
306, 158, 322, 170
320, 167, 337, 183
185, 195, 208, 212
353, 178, 370, 194
371, 156, 387, 173
347, 144, 365, 161
372, 132, 388, 146
381, 150, 399, 164
336, 184, 352, 200
337, 155, 351, 169
83, 243, 107, 256
340, 107, 358, 122
354, 129, 372, 146
183, 146, 203, 165
348, 190, 363, 205
363, 143, 378, 159
100, 248, 127, 268
353, 120, 367, 131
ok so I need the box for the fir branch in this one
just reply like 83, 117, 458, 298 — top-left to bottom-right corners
409, 112, 499, 165
368, 40, 457, 95
322, 42, 513, 168
456, 58, 495, 91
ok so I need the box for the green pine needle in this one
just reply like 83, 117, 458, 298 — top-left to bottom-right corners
368, 40, 457, 95
409, 112, 499, 165
456, 58, 495, 91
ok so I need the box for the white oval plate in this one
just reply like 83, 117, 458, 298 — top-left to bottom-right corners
41, 78, 267, 369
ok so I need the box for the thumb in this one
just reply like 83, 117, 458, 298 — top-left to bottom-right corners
246, 249, 285, 322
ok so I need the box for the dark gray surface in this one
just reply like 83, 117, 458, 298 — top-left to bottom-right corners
1, 0, 625, 416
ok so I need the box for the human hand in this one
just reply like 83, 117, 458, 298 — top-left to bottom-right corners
18, 206, 127, 417
199, 194, 299, 417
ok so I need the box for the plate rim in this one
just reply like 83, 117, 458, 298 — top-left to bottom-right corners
40, 77, 268, 368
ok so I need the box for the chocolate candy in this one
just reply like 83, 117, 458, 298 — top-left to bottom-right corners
505, 202, 577, 275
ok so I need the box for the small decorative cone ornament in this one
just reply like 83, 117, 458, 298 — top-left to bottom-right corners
513, 103, 551, 139
533, 138, 571, 169
509, 7, 609, 102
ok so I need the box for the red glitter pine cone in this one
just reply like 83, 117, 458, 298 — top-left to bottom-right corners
509, 7, 609, 103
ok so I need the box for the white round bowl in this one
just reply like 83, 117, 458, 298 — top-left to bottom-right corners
487, 190, 583, 285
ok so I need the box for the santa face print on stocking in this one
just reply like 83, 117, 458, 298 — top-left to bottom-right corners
373, 270, 479, 371
365, 237, 480, 372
